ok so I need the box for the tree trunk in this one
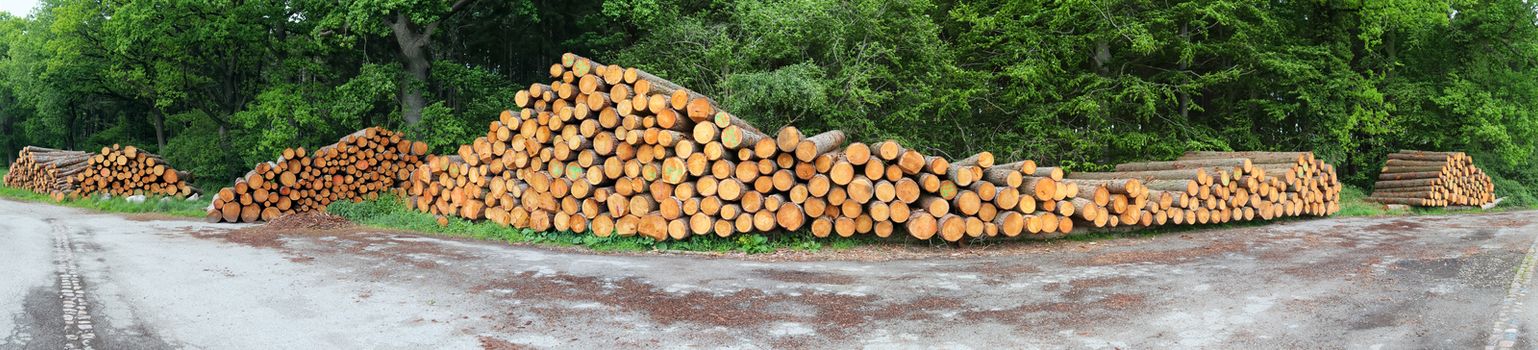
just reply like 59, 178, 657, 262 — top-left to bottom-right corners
1178, 23, 1191, 119
1093, 39, 1111, 76
389, 12, 433, 126
152, 108, 166, 150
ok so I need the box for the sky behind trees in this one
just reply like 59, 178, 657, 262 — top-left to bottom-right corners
0, 0, 35, 16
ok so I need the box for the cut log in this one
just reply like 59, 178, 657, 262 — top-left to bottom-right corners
795, 130, 847, 162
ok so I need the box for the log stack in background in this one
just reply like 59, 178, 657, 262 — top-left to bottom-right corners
5, 145, 198, 201
1063, 151, 1340, 230
402, 53, 1317, 242
207, 127, 428, 223
1369, 150, 1494, 207
5, 146, 91, 200
71, 145, 198, 198
1180, 151, 1341, 217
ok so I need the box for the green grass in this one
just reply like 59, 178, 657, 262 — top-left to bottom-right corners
0, 167, 211, 218
1334, 184, 1533, 217
326, 194, 850, 254
1334, 185, 1408, 217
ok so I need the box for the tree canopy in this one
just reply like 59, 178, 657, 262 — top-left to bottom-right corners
1, 0, 1534, 205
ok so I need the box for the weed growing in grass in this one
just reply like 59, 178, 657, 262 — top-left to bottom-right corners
326, 194, 873, 254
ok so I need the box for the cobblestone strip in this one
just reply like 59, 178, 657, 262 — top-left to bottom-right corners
1486, 234, 1538, 350
51, 222, 97, 350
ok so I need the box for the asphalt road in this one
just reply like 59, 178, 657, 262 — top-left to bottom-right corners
1, 197, 1535, 349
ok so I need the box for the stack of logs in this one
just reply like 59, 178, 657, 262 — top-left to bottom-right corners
5, 146, 92, 200
73, 145, 197, 198
207, 127, 428, 223
402, 53, 1162, 242
1181, 151, 1341, 217
1062, 151, 1340, 230
1369, 150, 1494, 207
5, 145, 197, 201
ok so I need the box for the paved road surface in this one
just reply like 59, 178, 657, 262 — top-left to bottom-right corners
1, 197, 1535, 349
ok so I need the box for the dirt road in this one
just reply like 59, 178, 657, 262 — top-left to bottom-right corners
1, 197, 1535, 349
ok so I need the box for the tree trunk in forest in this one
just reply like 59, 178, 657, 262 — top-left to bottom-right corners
1093, 39, 1111, 76
65, 104, 78, 150
384, 0, 478, 126
1178, 23, 1191, 119
389, 12, 432, 126
152, 108, 166, 150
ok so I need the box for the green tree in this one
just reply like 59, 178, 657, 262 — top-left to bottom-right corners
320, 0, 480, 126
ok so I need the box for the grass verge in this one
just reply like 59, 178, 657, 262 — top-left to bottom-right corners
0, 168, 210, 218
1335, 184, 1531, 217
327, 194, 865, 254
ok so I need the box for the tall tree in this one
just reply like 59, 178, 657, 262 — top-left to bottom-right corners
328, 0, 479, 125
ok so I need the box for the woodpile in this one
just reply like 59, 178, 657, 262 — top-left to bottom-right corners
403, 53, 1087, 242
5, 145, 197, 201
1063, 151, 1341, 230
1369, 150, 1494, 207
5, 146, 91, 199
72, 145, 198, 198
1180, 151, 1341, 217
207, 127, 427, 223
401, 53, 1349, 242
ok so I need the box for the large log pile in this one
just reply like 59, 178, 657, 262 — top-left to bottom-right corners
1369, 150, 1494, 206
403, 53, 1097, 242
207, 127, 428, 223
5, 146, 91, 199
402, 53, 1349, 242
72, 145, 198, 198
5, 145, 198, 201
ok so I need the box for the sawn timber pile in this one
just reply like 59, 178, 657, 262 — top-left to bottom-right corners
207, 127, 428, 223
1369, 150, 1494, 207
5, 145, 198, 201
400, 53, 1342, 242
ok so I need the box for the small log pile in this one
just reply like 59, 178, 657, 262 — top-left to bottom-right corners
5, 145, 198, 201
5, 146, 91, 199
1064, 151, 1341, 230
208, 127, 428, 223
1179, 151, 1341, 217
403, 53, 1085, 242
1369, 150, 1494, 207
71, 145, 198, 198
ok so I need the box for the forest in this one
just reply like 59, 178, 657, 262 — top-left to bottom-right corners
1, 0, 1535, 206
